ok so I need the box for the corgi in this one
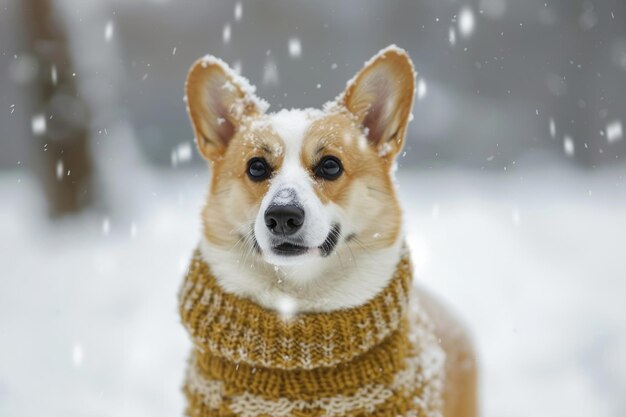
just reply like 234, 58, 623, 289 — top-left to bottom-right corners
181, 45, 477, 417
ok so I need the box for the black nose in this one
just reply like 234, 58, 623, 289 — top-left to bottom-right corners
264, 204, 305, 236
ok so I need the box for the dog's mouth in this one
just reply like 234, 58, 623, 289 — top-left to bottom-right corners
268, 224, 341, 258
272, 242, 309, 256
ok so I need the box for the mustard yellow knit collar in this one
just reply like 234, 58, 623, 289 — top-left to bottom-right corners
179, 250, 413, 371
179, 250, 446, 417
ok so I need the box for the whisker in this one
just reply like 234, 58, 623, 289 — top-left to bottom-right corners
351, 237, 372, 254
227, 226, 251, 253
366, 186, 391, 196
240, 229, 259, 268
228, 235, 246, 253
334, 249, 349, 280
214, 187, 232, 196
238, 235, 252, 267
343, 240, 358, 267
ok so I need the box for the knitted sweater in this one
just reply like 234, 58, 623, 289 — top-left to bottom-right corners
179, 250, 445, 417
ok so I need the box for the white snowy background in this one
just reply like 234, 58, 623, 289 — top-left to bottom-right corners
1, 1, 626, 417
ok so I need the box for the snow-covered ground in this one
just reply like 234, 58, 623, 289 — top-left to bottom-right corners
1, 165, 625, 417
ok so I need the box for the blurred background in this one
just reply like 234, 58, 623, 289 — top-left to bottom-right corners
1, 0, 625, 416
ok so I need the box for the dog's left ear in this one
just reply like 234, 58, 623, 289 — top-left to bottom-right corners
340, 46, 415, 159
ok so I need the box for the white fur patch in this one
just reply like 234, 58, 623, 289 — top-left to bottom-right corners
199, 233, 403, 313
252, 109, 331, 266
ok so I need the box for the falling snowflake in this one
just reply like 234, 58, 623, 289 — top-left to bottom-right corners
130, 222, 138, 239
232, 60, 242, 75
102, 217, 111, 236
288, 38, 302, 58
458, 7, 475, 38
432, 203, 440, 219
56, 159, 64, 180
177, 143, 192, 162
72, 343, 84, 367
417, 78, 427, 100
563, 135, 575, 157
104, 20, 114, 42
234, 2, 242, 21
449, 27, 456, 46
262, 58, 279, 86
549, 118, 556, 138
51, 65, 57, 86
276, 294, 297, 320
31, 114, 46, 135
171, 142, 193, 167
606, 120, 623, 143
223, 24, 231, 44
512, 207, 521, 226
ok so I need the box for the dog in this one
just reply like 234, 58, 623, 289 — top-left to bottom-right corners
179, 45, 478, 417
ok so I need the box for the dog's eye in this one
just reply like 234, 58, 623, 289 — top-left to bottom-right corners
315, 156, 343, 180
247, 158, 271, 181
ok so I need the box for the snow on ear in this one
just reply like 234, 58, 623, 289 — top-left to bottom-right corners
340, 45, 415, 158
185, 56, 268, 160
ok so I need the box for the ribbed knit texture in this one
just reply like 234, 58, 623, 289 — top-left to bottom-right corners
179, 249, 445, 417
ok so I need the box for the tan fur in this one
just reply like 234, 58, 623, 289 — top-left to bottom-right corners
184, 47, 479, 416
200, 122, 281, 248
186, 59, 261, 161
301, 113, 403, 249
416, 285, 479, 417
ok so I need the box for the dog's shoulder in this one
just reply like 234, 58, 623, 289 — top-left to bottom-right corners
412, 283, 479, 417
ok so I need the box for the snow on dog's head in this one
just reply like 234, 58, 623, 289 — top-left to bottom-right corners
185, 45, 415, 270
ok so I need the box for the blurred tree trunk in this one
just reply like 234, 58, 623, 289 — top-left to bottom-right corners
22, 0, 93, 217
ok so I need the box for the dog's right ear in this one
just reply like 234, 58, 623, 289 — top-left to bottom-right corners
185, 56, 267, 161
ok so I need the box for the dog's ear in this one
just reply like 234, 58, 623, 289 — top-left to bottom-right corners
340, 46, 415, 159
185, 56, 267, 161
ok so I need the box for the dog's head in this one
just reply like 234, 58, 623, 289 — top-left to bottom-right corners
186, 46, 415, 272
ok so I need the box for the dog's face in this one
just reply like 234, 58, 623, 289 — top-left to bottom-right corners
186, 47, 415, 272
